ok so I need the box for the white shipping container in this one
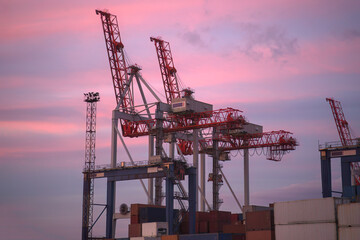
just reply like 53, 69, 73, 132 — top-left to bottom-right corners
338, 202, 360, 227
275, 223, 337, 240
274, 197, 349, 225
339, 227, 360, 240
130, 237, 160, 240
142, 222, 168, 237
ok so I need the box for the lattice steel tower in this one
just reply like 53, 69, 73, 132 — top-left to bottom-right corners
82, 92, 100, 240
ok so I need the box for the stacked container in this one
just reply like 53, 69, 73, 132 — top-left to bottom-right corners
337, 202, 360, 240
129, 204, 172, 238
274, 197, 349, 240
245, 210, 275, 240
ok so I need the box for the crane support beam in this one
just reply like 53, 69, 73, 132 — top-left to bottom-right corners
179, 130, 297, 161
121, 107, 246, 137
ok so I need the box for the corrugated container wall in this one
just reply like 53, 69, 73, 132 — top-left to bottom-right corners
179, 233, 232, 240
161, 235, 179, 240
337, 202, 360, 240
338, 227, 360, 240
246, 230, 275, 240
142, 222, 168, 237
130, 237, 160, 240
275, 223, 337, 240
337, 202, 360, 226
274, 197, 349, 224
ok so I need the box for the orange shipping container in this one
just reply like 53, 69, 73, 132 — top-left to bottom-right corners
161, 234, 179, 240
246, 230, 275, 240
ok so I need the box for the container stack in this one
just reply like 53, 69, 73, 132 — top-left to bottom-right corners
180, 211, 232, 234
245, 210, 275, 240
337, 202, 360, 240
178, 233, 233, 240
274, 197, 349, 240
129, 204, 170, 238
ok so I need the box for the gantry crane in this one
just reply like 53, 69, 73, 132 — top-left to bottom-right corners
326, 98, 360, 185
319, 98, 360, 200
149, 37, 298, 210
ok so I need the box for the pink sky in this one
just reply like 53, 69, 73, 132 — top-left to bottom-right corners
1, 0, 360, 239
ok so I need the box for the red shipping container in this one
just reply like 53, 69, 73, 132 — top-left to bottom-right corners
180, 221, 189, 234
130, 215, 139, 224
198, 221, 209, 233
209, 211, 231, 223
209, 221, 227, 233
223, 223, 246, 234
131, 203, 165, 216
246, 230, 275, 240
245, 210, 274, 231
128, 223, 141, 237
232, 234, 246, 240
231, 214, 239, 224
197, 212, 210, 222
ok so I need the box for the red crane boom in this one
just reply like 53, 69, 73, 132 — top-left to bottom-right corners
326, 98, 353, 146
96, 10, 134, 112
150, 37, 181, 104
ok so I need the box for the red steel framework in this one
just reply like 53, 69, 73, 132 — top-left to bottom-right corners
122, 107, 246, 137
326, 98, 353, 146
96, 10, 134, 111
150, 37, 181, 104
177, 130, 297, 161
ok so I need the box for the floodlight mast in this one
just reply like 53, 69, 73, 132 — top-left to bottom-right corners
82, 92, 100, 240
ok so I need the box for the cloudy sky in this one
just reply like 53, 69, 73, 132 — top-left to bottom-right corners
1, 0, 360, 239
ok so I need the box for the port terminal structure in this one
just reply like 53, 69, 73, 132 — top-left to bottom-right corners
92, 159, 197, 238
320, 98, 360, 201
80, 9, 298, 240
319, 140, 360, 200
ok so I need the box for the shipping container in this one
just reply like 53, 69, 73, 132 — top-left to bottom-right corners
209, 221, 227, 233
338, 226, 360, 240
142, 222, 168, 237
179, 233, 232, 240
139, 207, 179, 223
275, 222, 337, 240
198, 221, 209, 233
130, 237, 160, 240
246, 230, 274, 240
223, 222, 246, 234
140, 208, 167, 223
129, 224, 142, 238
131, 215, 140, 224
245, 210, 274, 231
209, 211, 232, 222
274, 197, 349, 225
131, 204, 165, 216
231, 234, 245, 240
337, 202, 360, 226
243, 205, 271, 213
161, 235, 179, 240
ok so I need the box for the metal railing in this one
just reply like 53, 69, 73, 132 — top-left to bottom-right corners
319, 139, 360, 150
